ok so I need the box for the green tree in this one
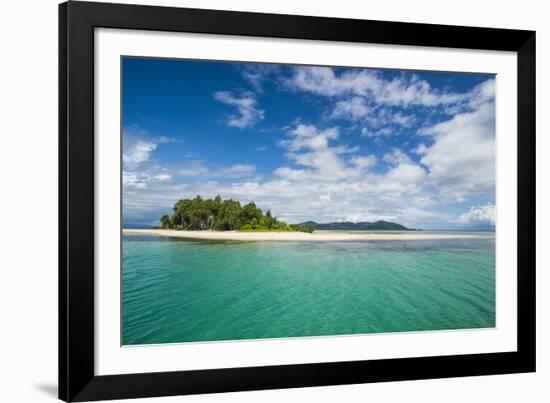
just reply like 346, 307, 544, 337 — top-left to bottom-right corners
161, 195, 313, 233
160, 215, 171, 229
220, 199, 242, 230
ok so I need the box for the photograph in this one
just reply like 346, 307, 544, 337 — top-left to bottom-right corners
0, 0, 542, 401
121, 57, 497, 346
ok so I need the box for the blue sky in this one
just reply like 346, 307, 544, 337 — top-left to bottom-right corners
122, 57, 496, 229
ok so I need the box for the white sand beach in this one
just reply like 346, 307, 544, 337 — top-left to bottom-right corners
123, 228, 485, 242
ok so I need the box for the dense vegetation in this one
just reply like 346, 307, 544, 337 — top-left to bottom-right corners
300, 220, 411, 231
160, 195, 314, 233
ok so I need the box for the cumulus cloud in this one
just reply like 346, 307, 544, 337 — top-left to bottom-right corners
123, 167, 173, 190
351, 155, 377, 169
276, 124, 366, 181
285, 67, 469, 107
418, 79, 495, 201
122, 128, 183, 192
123, 121, 437, 227
284, 66, 486, 157
122, 126, 183, 174
414, 143, 429, 155
240, 64, 279, 93
383, 149, 413, 165
123, 140, 157, 169
331, 97, 370, 120
457, 204, 496, 226
384, 163, 427, 186
123, 172, 148, 189
213, 91, 264, 128
280, 124, 339, 151
122, 137, 257, 193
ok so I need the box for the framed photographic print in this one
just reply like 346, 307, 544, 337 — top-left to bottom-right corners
59, 1, 535, 401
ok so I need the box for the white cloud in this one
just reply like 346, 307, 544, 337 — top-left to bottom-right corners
177, 162, 257, 179
361, 127, 393, 138
213, 91, 264, 128
414, 143, 429, 155
377, 149, 428, 197
280, 124, 339, 151
457, 204, 496, 225
364, 109, 417, 130
123, 172, 147, 189
122, 127, 183, 174
123, 168, 173, 190
240, 64, 278, 93
176, 161, 210, 177
153, 173, 172, 181
391, 112, 415, 127
383, 149, 413, 165
122, 130, 181, 190
123, 140, 157, 169
222, 164, 257, 178
385, 162, 427, 185
331, 97, 370, 120
286, 67, 469, 107
284, 67, 489, 163
273, 167, 315, 181
419, 79, 495, 201
123, 155, 257, 196
277, 124, 359, 181
468, 78, 496, 109
134, 160, 257, 182
351, 155, 377, 169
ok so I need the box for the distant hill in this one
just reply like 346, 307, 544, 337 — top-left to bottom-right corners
299, 220, 412, 231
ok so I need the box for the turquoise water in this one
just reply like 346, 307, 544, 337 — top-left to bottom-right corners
122, 233, 495, 345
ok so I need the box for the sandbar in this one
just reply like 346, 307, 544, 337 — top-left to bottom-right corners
123, 228, 486, 242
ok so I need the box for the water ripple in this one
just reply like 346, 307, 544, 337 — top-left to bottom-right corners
122, 235, 495, 345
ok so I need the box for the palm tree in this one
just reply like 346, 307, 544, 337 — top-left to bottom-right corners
160, 215, 170, 229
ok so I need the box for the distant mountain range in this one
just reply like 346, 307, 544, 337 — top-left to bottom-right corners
299, 220, 413, 231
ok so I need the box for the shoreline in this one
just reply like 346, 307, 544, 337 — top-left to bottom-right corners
123, 228, 487, 242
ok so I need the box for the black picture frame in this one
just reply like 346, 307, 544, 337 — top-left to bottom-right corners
59, 1, 536, 401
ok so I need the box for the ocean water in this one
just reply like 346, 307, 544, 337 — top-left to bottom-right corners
122, 233, 495, 345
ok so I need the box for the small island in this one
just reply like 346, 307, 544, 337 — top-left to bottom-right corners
158, 195, 314, 233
